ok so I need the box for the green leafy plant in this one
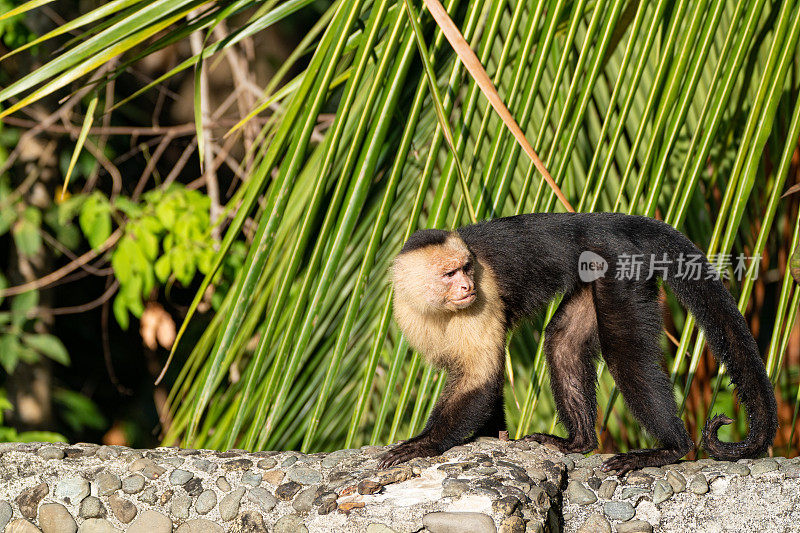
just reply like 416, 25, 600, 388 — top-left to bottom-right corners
54, 388, 108, 434
60, 185, 216, 329
0, 290, 70, 374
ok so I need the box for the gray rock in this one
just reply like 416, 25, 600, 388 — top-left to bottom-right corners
128, 458, 166, 480
728, 462, 752, 476
576, 455, 605, 469
614, 520, 653, 533
680, 462, 704, 475
17, 482, 49, 519
127, 457, 154, 472
191, 459, 216, 473
286, 466, 321, 485
652, 479, 674, 504
94, 473, 120, 496
566, 480, 597, 505
603, 500, 635, 521
108, 494, 137, 523
565, 452, 585, 463
176, 519, 224, 533
195, 489, 217, 514
78, 496, 105, 519
525, 466, 547, 482
0, 500, 12, 530
169, 469, 193, 485
292, 486, 319, 512
596, 480, 617, 499
620, 487, 649, 500
527, 486, 547, 507
281, 456, 298, 468
121, 450, 143, 463
241, 470, 263, 487
121, 474, 145, 494
257, 458, 277, 470
321, 449, 358, 468
38, 502, 77, 533
689, 473, 709, 494
640, 466, 665, 477
423, 512, 497, 533
577, 513, 611, 533
96, 447, 119, 461
6, 518, 42, 533
216, 476, 231, 492
137, 487, 157, 505
170, 491, 191, 519
161, 457, 184, 467
442, 478, 469, 498
750, 459, 779, 475
126, 510, 173, 533
666, 470, 686, 493
571, 467, 592, 482
274, 514, 308, 533
77, 518, 121, 533
37, 446, 65, 460
625, 472, 653, 486
217, 450, 246, 458
219, 486, 245, 520
560, 456, 575, 470
55, 478, 89, 505
781, 463, 800, 478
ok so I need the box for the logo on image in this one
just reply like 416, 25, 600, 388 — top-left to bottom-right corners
578, 251, 608, 282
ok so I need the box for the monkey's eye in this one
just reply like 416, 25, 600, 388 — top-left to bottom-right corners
444, 269, 457, 278
463, 261, 472, 272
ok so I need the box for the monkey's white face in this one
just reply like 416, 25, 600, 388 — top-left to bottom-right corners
392, 234, 477, 314
439, 256, 475, 311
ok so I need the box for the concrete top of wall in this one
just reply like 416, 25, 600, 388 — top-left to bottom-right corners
0, 439, 797, 532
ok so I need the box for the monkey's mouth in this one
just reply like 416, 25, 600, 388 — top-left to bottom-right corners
452, 292, 476, 307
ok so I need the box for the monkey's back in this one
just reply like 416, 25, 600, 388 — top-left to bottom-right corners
456, 212, 678, 323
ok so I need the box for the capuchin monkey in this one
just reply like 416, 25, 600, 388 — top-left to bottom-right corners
379, 213, 777, 474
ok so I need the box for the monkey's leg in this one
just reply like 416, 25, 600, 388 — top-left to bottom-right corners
522, 287, 600, 453
476, 387, 507, 438
379, 365, 503, 469
593, 279, 693, 475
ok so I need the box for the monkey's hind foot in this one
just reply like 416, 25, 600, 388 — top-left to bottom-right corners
521, 433, 596, 454
378, 439, 439, 469
600, 447, 689, 477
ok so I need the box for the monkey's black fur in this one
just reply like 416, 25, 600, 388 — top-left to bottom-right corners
399, 228, 450, 254
382, 213, 777, 473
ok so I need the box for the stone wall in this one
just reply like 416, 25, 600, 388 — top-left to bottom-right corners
0, 440, 797, 532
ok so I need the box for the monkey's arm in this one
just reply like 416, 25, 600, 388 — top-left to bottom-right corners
378, 371, 504, 469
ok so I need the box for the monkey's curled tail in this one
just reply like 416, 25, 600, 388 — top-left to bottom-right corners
658, 234, 777, 461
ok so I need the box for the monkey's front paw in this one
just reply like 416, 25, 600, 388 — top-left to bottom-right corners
600, 453, 638, 477
378, 440, 439, 469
